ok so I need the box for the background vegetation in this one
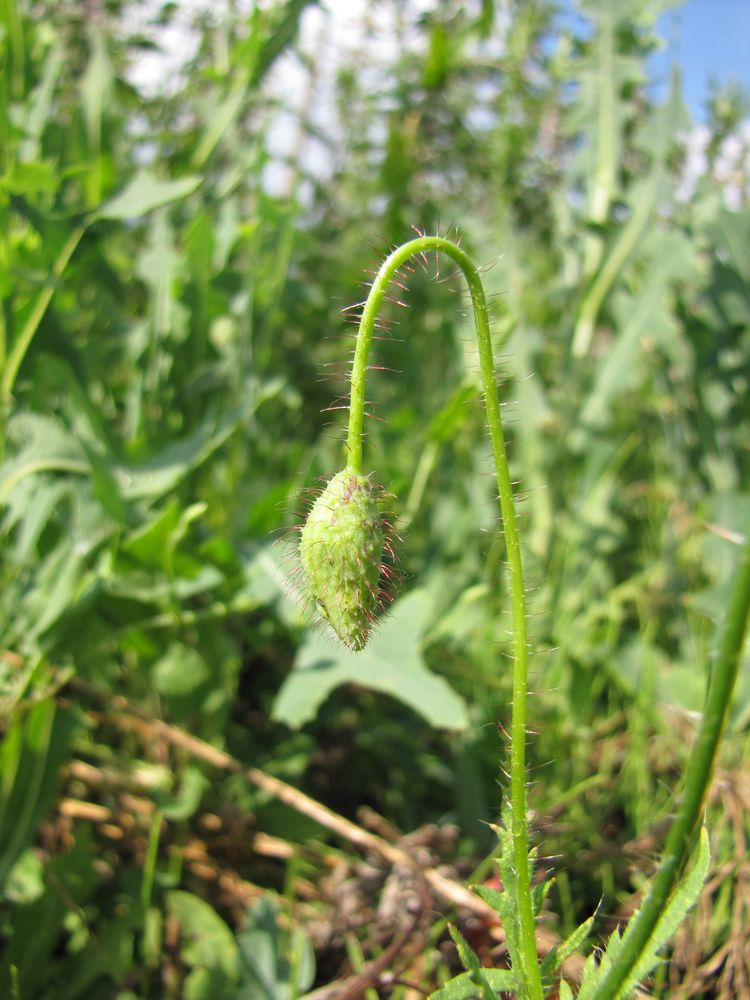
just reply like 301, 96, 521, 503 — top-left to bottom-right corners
1, 0, 749, 996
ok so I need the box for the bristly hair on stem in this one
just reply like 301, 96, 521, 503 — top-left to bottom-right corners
298, 234, 545, 1000
296, 233, 750, 1000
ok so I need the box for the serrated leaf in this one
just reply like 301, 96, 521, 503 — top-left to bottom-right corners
540, 913, 595, 978
447, 925, 497, 1000
474, 884, 505, 915
613, 827, 710, 999
272, 590, 468, 730
531, 872, 553, 917
556, 912, 596, 966
495, 812, 524, 973
577, 828, 710, 1000
429, 967, 517, 1000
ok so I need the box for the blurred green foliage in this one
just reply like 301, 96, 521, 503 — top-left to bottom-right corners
1, 0, 749, 996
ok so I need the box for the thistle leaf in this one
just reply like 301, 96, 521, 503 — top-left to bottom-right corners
442, 925, 502, 1000
577, 827, 710, 1000
540, 913, 595, 978
429, 967, 517, 1000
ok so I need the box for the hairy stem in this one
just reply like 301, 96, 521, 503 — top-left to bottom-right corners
593, 528, 750, 999
346, 236, 543, 999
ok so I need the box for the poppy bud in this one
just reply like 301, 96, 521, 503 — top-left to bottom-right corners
300, 469, 385, 651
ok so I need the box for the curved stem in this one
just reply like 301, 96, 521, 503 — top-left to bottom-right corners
593, 528, 750, 1000
346, 236, 543, 1000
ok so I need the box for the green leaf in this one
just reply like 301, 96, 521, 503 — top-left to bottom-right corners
154, 766, 208, 822
272, 589, 468, 730
80, 25, 113, 152
0, 830, 102, 997
614, 827, 710, 999
29, 537, 91, 639
491, 812, 524, 974
0, 413, 87, 505
707, 206, 750, 295
577, 827, 710, 1000
55, 909, 140, 1000
19, 39, 64, 161
7, 480, 71, 566
122, 501, 183, 568
236, 896, 315, 1000
96, 170, 202, 219
0, 161, 59, 195
1, 849, 45, 905
166, 891, 239, 986
153, 644, 210, 698
445, 924, 498, 1000
114, 411, 242, 502
540, 913, 595, 978
474, 883, 505, 914
0, 700, 78, 890
429, 967, 518, 1000
576, 230, 701, 435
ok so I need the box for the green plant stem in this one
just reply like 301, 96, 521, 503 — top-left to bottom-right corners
571, 179, 656, 358
346, 236, 543, 1000
0, 224, 84, 459
593, 528, 750, 1000
580, 3, 615, 285
1, 225, 85, 407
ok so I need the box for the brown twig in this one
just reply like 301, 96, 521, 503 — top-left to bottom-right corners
301, 908, 424, 1000
66, 678, 658, 994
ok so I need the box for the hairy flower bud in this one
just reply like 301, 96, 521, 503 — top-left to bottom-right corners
300, 469, 385, 651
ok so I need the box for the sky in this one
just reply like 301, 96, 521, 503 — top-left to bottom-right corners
127, 1, 750, 125
255, 0, 750, 205
120, 0, 750, 207
655, 0, 750, 120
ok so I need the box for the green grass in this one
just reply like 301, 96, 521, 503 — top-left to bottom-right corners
1, 1, 749, 997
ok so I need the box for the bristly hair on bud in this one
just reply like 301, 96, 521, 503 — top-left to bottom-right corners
299, 468, 390, 651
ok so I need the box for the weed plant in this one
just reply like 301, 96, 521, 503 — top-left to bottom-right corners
1, 1, 750, 997
296, 235, 750, 998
